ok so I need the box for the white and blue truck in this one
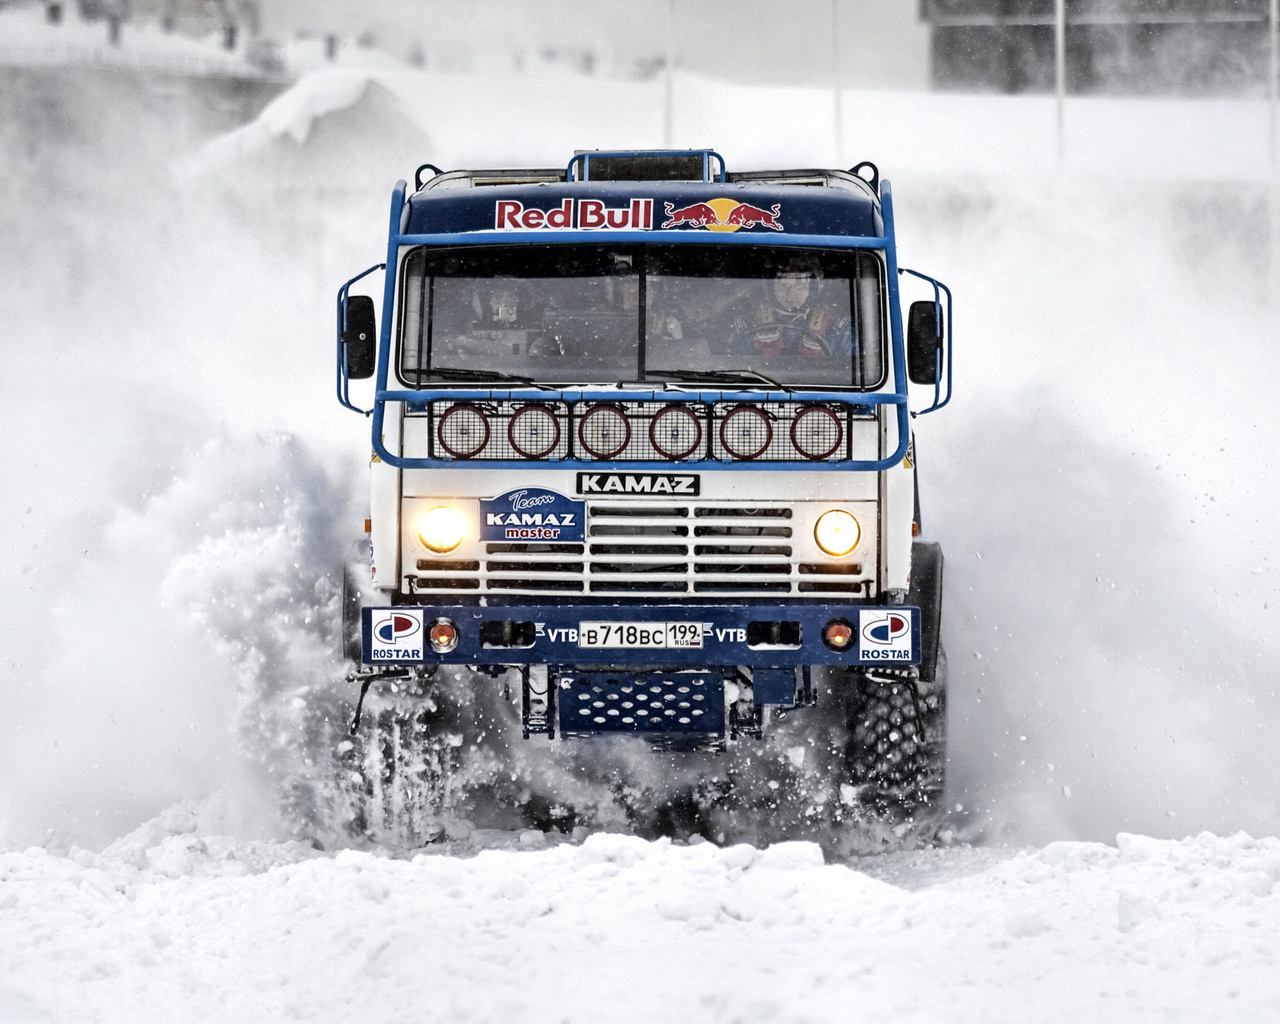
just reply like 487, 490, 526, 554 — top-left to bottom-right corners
335, 150, 953, 843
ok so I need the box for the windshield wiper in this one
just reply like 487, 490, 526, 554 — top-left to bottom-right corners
420, 367, 546, 387
645, 369, 791, 391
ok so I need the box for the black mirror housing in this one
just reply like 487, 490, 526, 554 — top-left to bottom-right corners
343, 295, 377, 379
906, 300, 942, 386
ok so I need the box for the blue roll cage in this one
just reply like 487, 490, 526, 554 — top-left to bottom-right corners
338, 171, 951, 473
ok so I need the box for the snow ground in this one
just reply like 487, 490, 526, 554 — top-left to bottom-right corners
1, 56, 1280, 1021
2, 812, 1278, 1023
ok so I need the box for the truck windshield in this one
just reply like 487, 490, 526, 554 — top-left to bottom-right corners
399, 244, 885, 388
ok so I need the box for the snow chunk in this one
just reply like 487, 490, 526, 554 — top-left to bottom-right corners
1004, 908, 1053, 938
252, 70, 372, 147
753, 841, 825, 871
576, 832, 654, 868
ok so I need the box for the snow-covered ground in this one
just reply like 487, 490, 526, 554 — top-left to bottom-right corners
1, 56, 1279, 1021
3, 813, 1279, 1022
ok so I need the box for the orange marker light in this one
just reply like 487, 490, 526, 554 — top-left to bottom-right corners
428, 618, 458, 654
823, 620, 854, 650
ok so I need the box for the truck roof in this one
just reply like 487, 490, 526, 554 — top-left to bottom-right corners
404, 156, 884, 240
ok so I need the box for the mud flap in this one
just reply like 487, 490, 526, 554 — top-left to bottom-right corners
341, 539, 371, 664
908, 541, 944, 684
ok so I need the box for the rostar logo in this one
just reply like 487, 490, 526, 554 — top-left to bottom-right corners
375, 613, 422, 645
860, 612, 911, 646
367, 607, 425, 662
661, 198, 783, 232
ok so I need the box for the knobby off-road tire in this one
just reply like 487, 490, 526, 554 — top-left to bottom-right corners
845, 654, 946, 821
336, 540, 464, 846
336, 681, 462, 848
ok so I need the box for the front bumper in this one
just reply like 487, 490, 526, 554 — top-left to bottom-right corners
361, 602, 920, 667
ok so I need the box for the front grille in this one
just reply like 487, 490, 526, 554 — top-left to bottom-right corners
415, 399, 865, 463
410, 502, 873, 598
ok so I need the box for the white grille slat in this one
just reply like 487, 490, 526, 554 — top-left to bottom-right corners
409, 500, 872, 598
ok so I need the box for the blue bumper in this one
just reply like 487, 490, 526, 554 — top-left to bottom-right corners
361, 602, 920, 668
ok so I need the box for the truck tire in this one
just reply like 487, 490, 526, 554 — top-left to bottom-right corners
844, 655, 946, 820
340, 690, 460, 847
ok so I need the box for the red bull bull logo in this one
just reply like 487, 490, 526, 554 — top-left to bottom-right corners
662, 198, 784, 232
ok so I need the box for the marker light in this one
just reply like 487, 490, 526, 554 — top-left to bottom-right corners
428, 618, 458, 654
814, 509, 860, 557
417, 506, 466, 553
823, 620, 855, 651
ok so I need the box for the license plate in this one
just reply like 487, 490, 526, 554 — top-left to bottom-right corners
578, 622, 704, 649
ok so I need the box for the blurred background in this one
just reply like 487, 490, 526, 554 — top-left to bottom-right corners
1, 0, 1278, 851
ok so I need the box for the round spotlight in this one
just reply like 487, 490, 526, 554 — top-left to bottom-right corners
508, 404, 560, 458
437, 404, 489, 459
814, 509, 860, 557
649, 405, 702, 460
719, 405, 772, 460
823, 619, 854, 651
790, 405, 843, 460
428, 618, 458, 654
579, 404, 631, 459
417, 506, 466, 553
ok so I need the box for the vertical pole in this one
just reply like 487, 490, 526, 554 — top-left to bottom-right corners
1055, 0, 1066, 168
832, 0, 844, 166
1270, 0, 1279, 300
1270, 0, 1278, 172
663, 0, 675, 148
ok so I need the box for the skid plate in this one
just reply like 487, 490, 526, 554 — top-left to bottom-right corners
556, 670, 725, 737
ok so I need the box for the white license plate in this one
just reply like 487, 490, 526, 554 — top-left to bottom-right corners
578, 622, 704, 649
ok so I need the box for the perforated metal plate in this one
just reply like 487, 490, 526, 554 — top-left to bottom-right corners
556, 670, 725, 736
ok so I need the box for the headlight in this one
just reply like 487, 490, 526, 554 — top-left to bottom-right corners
814, 509, 860, 557
417, 506, 466, 553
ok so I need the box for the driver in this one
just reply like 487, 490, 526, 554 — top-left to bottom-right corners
447, 278, 545, 361
471, 279, 523, 330
731, 265, 851, 363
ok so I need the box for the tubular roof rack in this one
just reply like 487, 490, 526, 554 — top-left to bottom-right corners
567, 149, 727, 184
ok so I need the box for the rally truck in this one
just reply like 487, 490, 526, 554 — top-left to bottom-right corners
334, 150, 953, 844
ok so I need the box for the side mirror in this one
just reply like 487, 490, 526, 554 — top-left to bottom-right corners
342, 295, 377, 380
906, 300, 942, 386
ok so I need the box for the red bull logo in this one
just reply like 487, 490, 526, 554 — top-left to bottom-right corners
662, 198, 783, 232
492, 197, 783, 233
495, 198, 654, 231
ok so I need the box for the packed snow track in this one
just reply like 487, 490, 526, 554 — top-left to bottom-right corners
2, 813, 1279, 1023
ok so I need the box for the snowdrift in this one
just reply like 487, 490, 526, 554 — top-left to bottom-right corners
2, 813, 1278, 1023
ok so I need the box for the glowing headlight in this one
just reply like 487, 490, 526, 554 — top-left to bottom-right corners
417, 506, 466, 553
814, 509, 860, 557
